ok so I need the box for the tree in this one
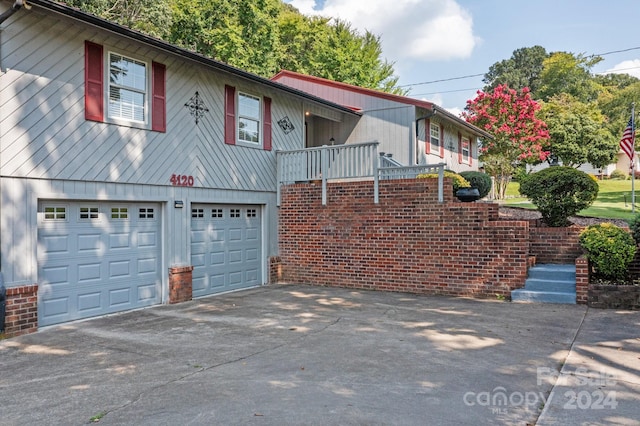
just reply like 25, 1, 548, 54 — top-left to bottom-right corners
536, 52, 602, 102
483, 46, 548, 93
539, 94, 617, 168
63, 0, 172, 38
463, 85, 550, 199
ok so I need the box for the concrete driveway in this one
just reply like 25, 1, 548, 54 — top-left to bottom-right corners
1, 284, 639, 425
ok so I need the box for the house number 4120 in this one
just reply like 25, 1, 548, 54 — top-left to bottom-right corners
170, 174, 194, 187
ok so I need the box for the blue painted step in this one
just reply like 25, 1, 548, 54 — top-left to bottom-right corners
511, 264, 576, 304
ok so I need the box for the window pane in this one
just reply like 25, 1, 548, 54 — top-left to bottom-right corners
239, 94, 260, 119
110, 54, 146, 91
109, 87, 145, 122
239, 117, 259, 143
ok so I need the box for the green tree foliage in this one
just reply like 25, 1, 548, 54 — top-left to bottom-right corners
483, 46, 548, 93
536, 52, 602, 102
539, 94, 617, 169
61, 0, 404, 93
63, 0, 172, 38
519, 167, 599, 227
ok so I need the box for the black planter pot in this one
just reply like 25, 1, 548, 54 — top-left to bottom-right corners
455, 188, 480, 202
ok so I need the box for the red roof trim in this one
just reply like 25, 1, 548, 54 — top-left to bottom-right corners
272, 70, 434, 111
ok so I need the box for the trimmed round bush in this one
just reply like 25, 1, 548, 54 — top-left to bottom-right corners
609, 169, 627, 180
579, 223, 636, 281
518, 166, 599, 227
417, 171, 470, 195
460, 171, 492, 198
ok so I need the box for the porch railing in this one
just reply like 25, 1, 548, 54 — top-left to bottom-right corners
276, 142, 445, 205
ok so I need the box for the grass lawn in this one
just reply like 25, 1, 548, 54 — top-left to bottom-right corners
501, 179, 640, 222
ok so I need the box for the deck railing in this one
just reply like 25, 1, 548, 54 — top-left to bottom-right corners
276, 143, 445, 205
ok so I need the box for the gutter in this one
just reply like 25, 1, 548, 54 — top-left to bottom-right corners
24, 0, 360, 118
0, 0, 24, 25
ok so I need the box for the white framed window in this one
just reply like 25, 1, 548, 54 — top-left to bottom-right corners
108, 52, 147, 123
44, 206, 67, 221
79, 206, 99, 220
462, 137, 470, 163
430, 123, 440, 153
191, 208, 204, 219
139, 208, 155, 219
238, 92, 261, 144
111, 207, 129, 219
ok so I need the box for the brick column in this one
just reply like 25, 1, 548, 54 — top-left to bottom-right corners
269, 256, 282, 284
575, 256, 589, 304
3, 284, 38, 337
168, 266, 193, 304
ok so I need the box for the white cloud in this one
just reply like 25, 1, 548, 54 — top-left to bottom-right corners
286, 0, 479, 62
605, 60, 640, 79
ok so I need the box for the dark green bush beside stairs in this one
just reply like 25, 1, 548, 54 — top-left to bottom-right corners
460, 171, 492, 198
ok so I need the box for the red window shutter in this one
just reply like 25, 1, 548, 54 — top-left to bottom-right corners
263, 96, 272, 151
84, 41, 104, 122
458, 132, 463, 164
469, 138, 473, 166
151, 62, 166, 132
224, 85, 236, 145
425, 119, 431, 154
439, 124, 445, 157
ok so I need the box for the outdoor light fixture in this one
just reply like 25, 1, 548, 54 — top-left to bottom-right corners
174, 201, 184, 208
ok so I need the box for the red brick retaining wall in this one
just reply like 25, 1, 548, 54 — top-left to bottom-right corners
3, 284, 38, 337
528, 221, 585, 264
278, 179, 530, 299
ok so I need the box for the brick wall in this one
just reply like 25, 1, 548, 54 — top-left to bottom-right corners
528, 220, 585, 264
278, 179, 530, 299
3, 284, 38, 337
168, 266, 193, 304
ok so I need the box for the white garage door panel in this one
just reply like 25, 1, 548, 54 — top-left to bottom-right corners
191, 204, 262, 297
38, 202, 162, 327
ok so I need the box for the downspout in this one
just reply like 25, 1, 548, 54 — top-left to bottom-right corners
415, 108, 436, 165
0, 0, 26, 307
0, 0, 25, 25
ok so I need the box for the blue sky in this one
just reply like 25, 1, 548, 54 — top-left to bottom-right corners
285, 0, 640, 114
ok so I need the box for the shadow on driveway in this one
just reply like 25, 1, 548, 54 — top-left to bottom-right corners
1, 284, 638, 425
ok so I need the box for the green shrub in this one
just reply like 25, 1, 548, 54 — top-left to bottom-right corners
518, 167, 599, 227
609, 169, 627, 180
579, 223, 636, 281
628, 213, 640, 245
460, 171, 492, 198
417, 171, 470, 195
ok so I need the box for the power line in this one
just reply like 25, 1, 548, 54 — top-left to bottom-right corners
397, 73, 484, 88
412, 87, 480, 97
399, 46, 640, 89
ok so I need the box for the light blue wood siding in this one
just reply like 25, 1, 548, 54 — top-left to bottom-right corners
0, 5, 328, 294
0, 7, 306, 189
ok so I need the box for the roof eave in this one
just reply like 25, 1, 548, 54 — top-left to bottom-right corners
24, 0, 361, 117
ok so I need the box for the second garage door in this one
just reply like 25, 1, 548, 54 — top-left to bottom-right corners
191, 204, 262, 297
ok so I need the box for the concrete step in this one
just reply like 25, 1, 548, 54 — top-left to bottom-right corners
511, 263, 577, 304
527, 264, 576, 281
524, 278, 575, 293
511, 289, 576, 304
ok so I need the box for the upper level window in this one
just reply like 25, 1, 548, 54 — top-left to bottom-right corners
224, 85, 272, 150
430, 123, 440, 152
238, 93, 261, 144
109, 53, 147, 123
85, 41, 166, 132
462, 137, 470, 163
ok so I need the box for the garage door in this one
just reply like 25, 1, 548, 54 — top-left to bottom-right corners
37, 201, 162, 326
191, 204, 262, 297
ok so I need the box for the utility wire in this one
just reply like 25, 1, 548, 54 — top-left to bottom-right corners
399, 46, 640, 89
